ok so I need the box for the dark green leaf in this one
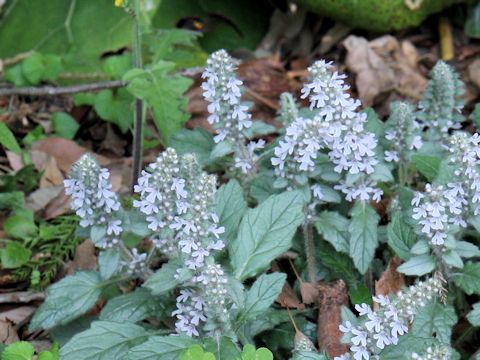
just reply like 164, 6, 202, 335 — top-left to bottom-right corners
453, 262, 480, 295
411, 155, 441, 181
51, 112, 79, 139
0, 241, 32, 269
315, 211, 349, 254
397, 255, 436, 276
216, 180, 247, 243
411, 303, 457, 343
128, 335, 196, 360
387, 213, 416, 260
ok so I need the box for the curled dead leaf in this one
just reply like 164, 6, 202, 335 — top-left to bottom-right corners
374, 257, 405, 310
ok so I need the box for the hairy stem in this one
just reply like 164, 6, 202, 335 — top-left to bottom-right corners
131, 0, 145, 191
303, 208, 317, 283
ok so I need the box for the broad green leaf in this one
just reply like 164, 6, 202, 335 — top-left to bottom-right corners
411, 155, 441, 181
143, 259, 191, 295
0, 241, 32, 269
98, 248, 121, 280
127, 335, 196, 360
243, 121, 276, 138
203, 337, 241, 359
4, 215, 37, 239
215, 180, 247, 243
410, 240, 429, 255
453, 262, 480, 295
21, 52, 62, 85
348, 203, 379, 274
180, 345, 215, 360
29, 272, 103, 331
124, 61, 193, 144
250, 174, 280, 203
315, 211, 349, 254
169, 128, 214, 167
93, 89, 133, 133
455, 241, 480, 258
51, 112, 79, 139
442, 250, 463, 269
0, 0, 133, 72
467, 302, 480, 326
387, 213, 417, 260
100, 288, 161, 323
1, 341, 35, 360
397, 255, 436, 276
0, 122, 21, 155
210, 141, 234, 160
238, 273, 286, 324
60, 321, 148, 360
0, 192, 24, 210
411, 303, 457, 343
230, 191, 304, 280
379, 334, 429, 359
318, 241, 358, 287
237, 344, 273, 360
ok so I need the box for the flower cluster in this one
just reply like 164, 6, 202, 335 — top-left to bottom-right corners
202, 50, 264, 175
277, 92, 299, 125
411, 345, 451, 360
134, 148, 230, 336
411, 132, 480, 246
418, 61, 465, 139
335, 276, 445, 360
383, 101, 423, 164
271, 60, 382, 202
64, 154, 123, 248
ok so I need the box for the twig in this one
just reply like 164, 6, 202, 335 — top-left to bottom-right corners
0, 291, 45, 304
245, 87, 279, 111
0, 80, 127, 96
2, 50, 34, 67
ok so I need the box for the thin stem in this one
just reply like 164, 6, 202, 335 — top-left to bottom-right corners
131, 0, 144, 191
303, 207, 317, 283
0, 80, 126, 96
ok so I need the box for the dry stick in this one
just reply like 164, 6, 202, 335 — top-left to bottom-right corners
0, 80, 127, 96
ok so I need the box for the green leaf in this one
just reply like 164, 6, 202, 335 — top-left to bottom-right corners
379, 334, 429, 359
238, 273, 286, 325
0, 241, 32, 269
410, 240, 430, 255
315, 211, 349, 254
51, 112, 79, 139
1, 341, 35, 360
348, 203, 379, 274
442, 250, 463, 268
203, 337, 241, 359
210, 141, 234, 160
22, 52, 45, 84
100, 288, 161, 323
453, 262, 480, 295
29, 271, 103, 331
0, 0, 133, 72
411, 155, 441, 181
455, 241, 480, 258
411, 303, 457, 343
237, 345, 273, 360
0, 122, 21, 155
93, 89, 133, 133
397, 255, 436, 276
4, 215, 37, 239
466, 2, 480, 38
467, 302, 480, 326
60, 321, 148, 360
169, 128, 214, 167
124, 61, 193, 144
292, 352, 328, 360
98, 248, 121, 280
128, 335, 196, 360
216, 180, 247, 243
250, 174, 280, 204
387, 213, 417, 260
230, 191, 304, 280
0, 192, 24, 210
143, 259, 190, 295
180, 345, 215, 360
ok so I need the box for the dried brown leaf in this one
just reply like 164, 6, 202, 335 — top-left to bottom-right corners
39, 156, 64, 188
277, 282, 304, 310
26, 185, 63, 213
375, 257, 405, 311
0, 306, 36, 326
0, 319, 19, 344
31, 138, 88, 173
300, 282, 319, 305
66, 239, 97, 275
6, 151, 24, 171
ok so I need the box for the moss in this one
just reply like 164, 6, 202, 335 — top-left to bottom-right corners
294, 0, 468, 32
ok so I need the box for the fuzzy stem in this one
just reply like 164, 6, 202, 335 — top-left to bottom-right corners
131, 0, 145, 191
302, 208, 317, 283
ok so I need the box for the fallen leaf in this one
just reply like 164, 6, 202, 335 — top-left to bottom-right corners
6, 151, 24, 171
0, 319, 19, 344
468, 58, 480, 89
39, 156, 64, 188
277, 282, 304, 310
0, 291, 45, 304
300, 282, 319, 305
317, 280, 349, 358
0, 306, 36, 326
26, 185, 64, 212
374, 257, 405, 310
343, 35, 427, 107
43, 191, 71, 220
66, 239, 97, 275
31, 137, 88, 173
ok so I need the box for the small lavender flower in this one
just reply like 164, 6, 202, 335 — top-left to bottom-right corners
271, 60, 382, 202
64, 154, 122, 248
336, 276, 445, 360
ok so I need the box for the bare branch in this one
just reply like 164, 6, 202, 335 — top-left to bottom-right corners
0, 80, 127, 96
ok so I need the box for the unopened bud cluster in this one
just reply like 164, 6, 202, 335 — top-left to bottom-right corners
202, 50, 263, 175
335, 276, 445, 360
64, 154, 122, 248
418, 61, 464, 139
383, 102, 423, 163
278, 92, 299, 125
271, 60, 382, 202
134, 148, 230, 337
